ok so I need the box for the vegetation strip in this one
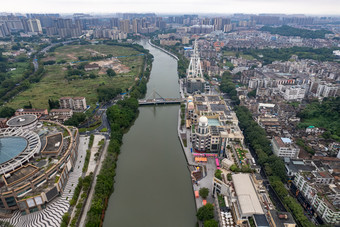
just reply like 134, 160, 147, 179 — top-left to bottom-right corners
85, 47, 153, 226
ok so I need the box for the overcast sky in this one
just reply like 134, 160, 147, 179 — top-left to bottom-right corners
2, 0, 340, 15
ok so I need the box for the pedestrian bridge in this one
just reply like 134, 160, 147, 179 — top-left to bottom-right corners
138, 90, 185, 105
139, 98, 185, 105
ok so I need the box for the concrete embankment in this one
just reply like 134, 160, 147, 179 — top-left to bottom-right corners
148, 39, 179, 60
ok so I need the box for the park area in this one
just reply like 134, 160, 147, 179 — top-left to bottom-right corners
7, 44, 144, 110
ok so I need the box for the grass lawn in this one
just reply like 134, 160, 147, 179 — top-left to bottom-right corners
237, 148, 247, 161
7, 44, 144, 109
7, 61, 30, 80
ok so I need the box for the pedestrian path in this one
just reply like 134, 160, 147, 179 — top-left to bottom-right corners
0, 136, 88, 227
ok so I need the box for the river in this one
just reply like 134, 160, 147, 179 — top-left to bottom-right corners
103, 40, 196, 227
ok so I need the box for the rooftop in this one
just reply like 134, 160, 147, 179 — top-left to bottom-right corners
4, 164, 39, 186
232, 173, 264, 216
42, 133, 63, 153
269, 210, 296, 227
7, 114, 37, 127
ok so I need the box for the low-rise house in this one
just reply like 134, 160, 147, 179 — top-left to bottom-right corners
15, 108, 48, 118
49, 109, 73, 122
84, 63, 100, 71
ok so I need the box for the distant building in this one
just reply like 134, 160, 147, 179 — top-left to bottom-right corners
15, 108, 48, 118
27, 19, 42, 34
280, 85, 306, 101
84, 63, 100, 71
271, 137, 300, 158
49, 109, 73, 121
59, 97, 87, 112
59, 97, 74, 109
72, 97, 87, 111
294, 171, 340, 224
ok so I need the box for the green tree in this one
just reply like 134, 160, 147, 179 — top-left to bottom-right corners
199, 187, 209, 199
106, 68, 116, 77
0, 107, 15, 118
196, 203, 214, 221
248, 89, 256, 98
48, 99, 60, 110
214, 169, 222, 180
204, 219, 218, 227
64, 113, 86, 127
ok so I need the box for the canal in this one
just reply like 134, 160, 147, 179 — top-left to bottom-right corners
103, 40, 197, 227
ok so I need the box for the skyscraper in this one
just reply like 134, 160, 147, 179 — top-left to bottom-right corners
27, 19, 42, 33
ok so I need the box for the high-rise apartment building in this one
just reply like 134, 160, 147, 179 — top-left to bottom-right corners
27, 19, 42, 33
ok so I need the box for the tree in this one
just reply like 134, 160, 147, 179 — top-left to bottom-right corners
64, 113, 86, 127
23, 101, 32, 109
48, 99, 60, 110
196, 203, 214, 221
204, 219, 218, 227
227, 173, 232, 181
199, 187, 209, 199
248, 89, 256, 98
106, 68, 116, 77
0, 107, 15, 118
214, 169, 222, 180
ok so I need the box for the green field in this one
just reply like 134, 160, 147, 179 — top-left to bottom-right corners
52, 44, 141, 63
7, 44, 144, 109
6, 61, 30, 80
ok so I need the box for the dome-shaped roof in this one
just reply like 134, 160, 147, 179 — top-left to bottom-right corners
188, 102, 194, 110
199, 116, 208, 126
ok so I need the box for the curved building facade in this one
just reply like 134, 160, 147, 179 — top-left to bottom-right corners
6, 114, 38, 131
0, 120, 79, 215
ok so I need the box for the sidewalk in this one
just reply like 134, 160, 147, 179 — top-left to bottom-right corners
78, 139, 110, 227
87, 135, 105, 175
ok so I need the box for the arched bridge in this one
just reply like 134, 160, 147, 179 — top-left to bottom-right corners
138, 90, 185, 105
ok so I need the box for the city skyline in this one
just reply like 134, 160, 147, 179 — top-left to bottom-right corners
1, 0, 340, 15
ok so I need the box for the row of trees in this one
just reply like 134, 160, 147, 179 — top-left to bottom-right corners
219, 71, 240, 105
85, 47, 152, 226
85, 98, 139, 226
235, 106, 314, 227
260, 25, 332, 39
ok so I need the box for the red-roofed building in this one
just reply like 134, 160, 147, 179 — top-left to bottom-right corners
15, 109, 48, 118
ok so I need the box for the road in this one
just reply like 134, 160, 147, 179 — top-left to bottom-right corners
78, 138, 110, 227
32, 40, 73, 72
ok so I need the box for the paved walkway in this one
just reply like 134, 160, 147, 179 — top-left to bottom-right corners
0, 136, 88, 227
78, 139, 110, 227
87, 135, 105, 175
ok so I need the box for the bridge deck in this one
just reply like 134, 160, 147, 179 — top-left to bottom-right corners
138, 98, 185, 105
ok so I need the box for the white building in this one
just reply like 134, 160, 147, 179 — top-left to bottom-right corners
231, 174, 264, 223
280, 85, 306, 101
73, 97, 87, 111
271, 137, 300, 158
294, 172, 340, 224
59, 97, 87, 112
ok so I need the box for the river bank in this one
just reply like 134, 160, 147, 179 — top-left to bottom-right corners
102, 40, 196, 227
